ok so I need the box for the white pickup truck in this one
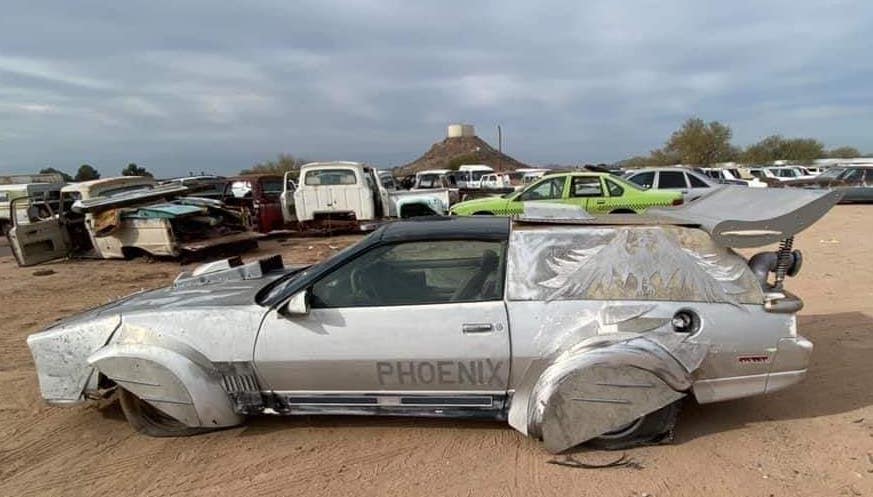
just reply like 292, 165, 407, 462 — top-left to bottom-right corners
286, 162, 452, 226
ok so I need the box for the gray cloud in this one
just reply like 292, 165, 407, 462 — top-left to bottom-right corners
1, 0, 872, 176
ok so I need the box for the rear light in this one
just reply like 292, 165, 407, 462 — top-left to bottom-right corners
672, 198, 684, 206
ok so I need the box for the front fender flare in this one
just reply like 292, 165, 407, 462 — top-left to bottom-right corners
88, 343, 242, 428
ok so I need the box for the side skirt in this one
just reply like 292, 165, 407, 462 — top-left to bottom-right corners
256, 392, 508, 420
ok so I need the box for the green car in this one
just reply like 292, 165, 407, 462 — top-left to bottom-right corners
450, 172, 683, 216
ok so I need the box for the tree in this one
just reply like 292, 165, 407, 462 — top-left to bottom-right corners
240, 154, 307, 175
74, 164, 100, 181
39, 167, 73, 182
741, 135, 825, 164
663, 118, 736, 166
121, 163, 153, 177
827, 146, 860, 159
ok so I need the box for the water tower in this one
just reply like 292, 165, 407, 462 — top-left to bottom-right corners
447, 123, 475, 138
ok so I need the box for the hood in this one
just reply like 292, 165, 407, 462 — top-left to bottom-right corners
452, 195, 508, 210
101, 255, 292, 315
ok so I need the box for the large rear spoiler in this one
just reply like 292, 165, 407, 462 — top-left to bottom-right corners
515, 186, 841, 248
649, 186, 842, 248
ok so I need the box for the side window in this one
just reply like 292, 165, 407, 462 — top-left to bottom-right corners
658, 171, 688, 189
687, 174, 709, 188
842, 168, 863, 183
627, 172, 654, 189
310, 240, 505, 308
571, 177, 604, 197
863, 169, 873, 186
605, 179, 624, 197
518, 176, 565, 201
262, 179, 283, 199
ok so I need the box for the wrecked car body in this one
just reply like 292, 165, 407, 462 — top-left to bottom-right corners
26, 187, 840, 452
7, 176, 259, 266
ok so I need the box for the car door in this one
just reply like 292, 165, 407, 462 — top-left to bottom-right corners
280, 172, 297, 223
565, 176, 607, 213
655, 170, 691, 199
7, 196, 71, 266
254, 239, 511, 408
509, 175, 568, 214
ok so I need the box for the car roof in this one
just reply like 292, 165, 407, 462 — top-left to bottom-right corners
379, 216, 510, 242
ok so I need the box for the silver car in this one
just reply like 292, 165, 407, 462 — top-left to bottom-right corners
625, 167, 719, 202
26, 187, 839, 452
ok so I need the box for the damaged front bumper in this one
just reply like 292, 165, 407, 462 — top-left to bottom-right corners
27, 314, 121, 405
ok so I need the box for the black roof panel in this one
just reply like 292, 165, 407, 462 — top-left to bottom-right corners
379, 216, 510, 242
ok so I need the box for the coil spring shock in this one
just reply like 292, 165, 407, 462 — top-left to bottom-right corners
773, 236, 794, 289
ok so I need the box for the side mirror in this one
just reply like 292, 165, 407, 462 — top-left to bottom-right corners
281, 289, 310, 316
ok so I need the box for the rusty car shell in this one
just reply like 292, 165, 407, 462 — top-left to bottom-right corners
26, 187, 840, 452
6, 176, 258, 266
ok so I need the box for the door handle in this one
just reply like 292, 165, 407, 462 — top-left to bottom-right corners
595, 200, 605, 205
462, 323, 494, 334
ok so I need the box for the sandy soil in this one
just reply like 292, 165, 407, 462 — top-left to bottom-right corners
1, 208, 871, 497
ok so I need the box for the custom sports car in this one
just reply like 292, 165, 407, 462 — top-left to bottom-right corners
27, 187, 839, 452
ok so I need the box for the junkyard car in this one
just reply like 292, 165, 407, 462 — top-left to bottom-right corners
450, 172, 682, 216
0, 173, 66, 235
7, 176, 259, 266
26, 187, 840, 452
293, 162, 452, 225
783, 165, 873, 203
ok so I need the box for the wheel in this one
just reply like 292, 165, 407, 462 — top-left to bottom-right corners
472, 211, 494, 216
118, 388, 211, 437
609, 208, 637, 214
586, 400, 682, 450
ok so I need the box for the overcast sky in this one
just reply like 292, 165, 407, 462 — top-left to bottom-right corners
1, 0, 871, 177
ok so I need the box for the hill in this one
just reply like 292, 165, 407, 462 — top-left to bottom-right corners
395, 135, 532, 176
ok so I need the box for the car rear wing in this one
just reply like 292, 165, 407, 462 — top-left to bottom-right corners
649, 186, 842, 248
514, 186, 841, 248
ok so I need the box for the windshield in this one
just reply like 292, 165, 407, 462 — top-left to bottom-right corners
417, 174, 441, 188
258, 231, 378, 304
97, 184, 155, 197
818, 167, 846, 179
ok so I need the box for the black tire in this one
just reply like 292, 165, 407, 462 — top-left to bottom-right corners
609, 208, 637, 214
473, 211, 494, 216
118, 388, 211, 437
586, 400, 682, 450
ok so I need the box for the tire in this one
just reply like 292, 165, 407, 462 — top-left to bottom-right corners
609, 209, 637, 214
472, 211, 494, 216
586, 400, 682, 450
118, 388, 211, 437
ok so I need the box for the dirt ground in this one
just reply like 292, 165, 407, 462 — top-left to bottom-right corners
1, 208, 872, 497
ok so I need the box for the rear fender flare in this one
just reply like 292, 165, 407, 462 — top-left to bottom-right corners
513, 338, 694, 452
88, 343, 242, 428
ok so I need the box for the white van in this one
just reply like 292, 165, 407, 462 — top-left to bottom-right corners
456, 164, 494, 189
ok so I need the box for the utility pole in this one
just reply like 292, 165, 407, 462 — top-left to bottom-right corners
497, 124, 503, 170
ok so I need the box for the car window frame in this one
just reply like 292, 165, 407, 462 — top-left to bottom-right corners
569, 176, 605, 198
657, 171, 689, 189
517, 175, 567, 202
686, 173, 710, 188
627, 171, 655, 189
307, 239, 508, 309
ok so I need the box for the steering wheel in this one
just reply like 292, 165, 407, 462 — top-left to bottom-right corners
350, 265, 379, 302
